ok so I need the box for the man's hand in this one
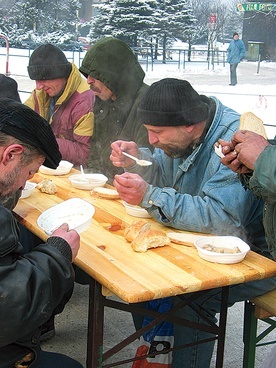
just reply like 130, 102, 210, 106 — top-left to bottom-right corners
52, 223, 80, 261
113, 172, 148, 205
219, 130, 270, 174
110, 140, 140, 168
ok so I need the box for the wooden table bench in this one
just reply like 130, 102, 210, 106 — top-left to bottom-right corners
243, 288, 276, 367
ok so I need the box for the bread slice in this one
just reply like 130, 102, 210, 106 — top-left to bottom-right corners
167, 232, 203, 246
239, 112, 267, 139
124, 220, 151, 242
92, 187, 120, 199
131, 229, 171, 252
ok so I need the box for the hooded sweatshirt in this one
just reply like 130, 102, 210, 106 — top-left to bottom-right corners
79, 37, 152, 182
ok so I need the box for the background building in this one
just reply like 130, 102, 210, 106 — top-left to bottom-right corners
241, 0, 276, 61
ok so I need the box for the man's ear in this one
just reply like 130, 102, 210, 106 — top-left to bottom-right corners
2, 144, 24, 165
185, 125, 195, 133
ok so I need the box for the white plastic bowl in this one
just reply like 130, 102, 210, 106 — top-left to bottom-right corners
37, 198, 95, 235
69, 173, 108, 190
39, 160, 73, 176
20, 181, 36, 199
123, 201, 151, 218
194, 236, 250, 264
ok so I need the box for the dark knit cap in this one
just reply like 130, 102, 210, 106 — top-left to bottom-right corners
233, 32, 239, 37
28, 44, 72, 80
137, 78, 210, 126
0, 99, 61, 168
0, 74, 21, 102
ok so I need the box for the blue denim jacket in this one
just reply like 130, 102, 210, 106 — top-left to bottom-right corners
128, 97, 268, 256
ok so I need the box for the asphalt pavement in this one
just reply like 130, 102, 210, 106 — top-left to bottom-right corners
13, 62, 276, 368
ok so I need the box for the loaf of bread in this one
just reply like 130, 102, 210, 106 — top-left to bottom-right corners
124, 220, 151, 242
92, 187, 120, 199
131, 229, 171, 252
239, 112, 267, 139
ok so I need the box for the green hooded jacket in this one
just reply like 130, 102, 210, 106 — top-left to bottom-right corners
80, 37, 152, 182
249, 145, 276, 260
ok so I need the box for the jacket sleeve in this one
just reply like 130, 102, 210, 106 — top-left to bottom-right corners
0, 208, 75, 346
249, 145, 276, 202
133, 150, 264, 240
239, 40, 246, 60
141, 169, 261, 237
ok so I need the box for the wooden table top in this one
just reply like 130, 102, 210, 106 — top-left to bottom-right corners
13, 169, 276, 303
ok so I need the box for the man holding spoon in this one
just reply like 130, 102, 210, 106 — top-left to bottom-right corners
110, 78, 275, 368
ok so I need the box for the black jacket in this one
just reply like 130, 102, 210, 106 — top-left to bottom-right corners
0, 205, 75, 367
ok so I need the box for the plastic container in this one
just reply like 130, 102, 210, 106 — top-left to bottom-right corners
37, 198, 95, 235
69, 173, 108, 190
39, 160, 73, 176
194, 236, 250, 264
123, 201, 151, 218
20, 182, 36, 199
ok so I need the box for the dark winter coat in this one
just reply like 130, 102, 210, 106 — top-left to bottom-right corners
0, 204, 75, 367
79, 37, 152, 182
25, 63, 95, 167
227, 38, 245, 65
248, 145, 276, 260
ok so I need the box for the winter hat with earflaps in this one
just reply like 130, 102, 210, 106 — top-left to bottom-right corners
28, 44, 72, 80
137, 78, 210, 127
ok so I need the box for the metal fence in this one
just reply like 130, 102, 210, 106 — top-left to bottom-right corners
0, 45, 228, 76
134, 47, 227, 71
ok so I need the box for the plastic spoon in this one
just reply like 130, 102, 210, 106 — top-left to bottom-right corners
122, 151, 152, 166
80, 165, 89, 181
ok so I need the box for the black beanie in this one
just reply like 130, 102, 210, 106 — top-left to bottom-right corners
0, 99, 61, 168
0, 74, 21, 102
137, 78, 210, 126
28, 44, 72, 80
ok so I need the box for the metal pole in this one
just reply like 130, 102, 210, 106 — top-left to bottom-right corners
257, 53, 261, 74
0, 34, 10, 76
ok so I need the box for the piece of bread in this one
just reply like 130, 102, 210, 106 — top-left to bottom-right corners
124, 220, 151, 242
167, 232, 203, 246
131, 229, 171, 252
92, 187, 120, 199
239, 112, 267, 139
36, 179, 57, 194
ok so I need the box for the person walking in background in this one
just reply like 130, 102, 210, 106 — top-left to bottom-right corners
79, 37, 153, 182
0, 99, 83, 368
227, 32, 245, 86
25, 43, 95, 168
110, 78, 276, 367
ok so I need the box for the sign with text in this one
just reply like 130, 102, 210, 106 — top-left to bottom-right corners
237, 3, 276, 11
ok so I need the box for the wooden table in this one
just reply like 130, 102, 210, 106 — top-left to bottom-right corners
13, 169, 276, 368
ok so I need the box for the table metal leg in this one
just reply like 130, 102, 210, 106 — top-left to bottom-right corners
86, 277, 105, 368
86, 278, 229, 368
216, 286, 229, 368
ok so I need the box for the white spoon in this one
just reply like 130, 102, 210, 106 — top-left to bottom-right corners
214, 143, 225, 158
122, 151, 152, 166
80, 165, 89, 181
